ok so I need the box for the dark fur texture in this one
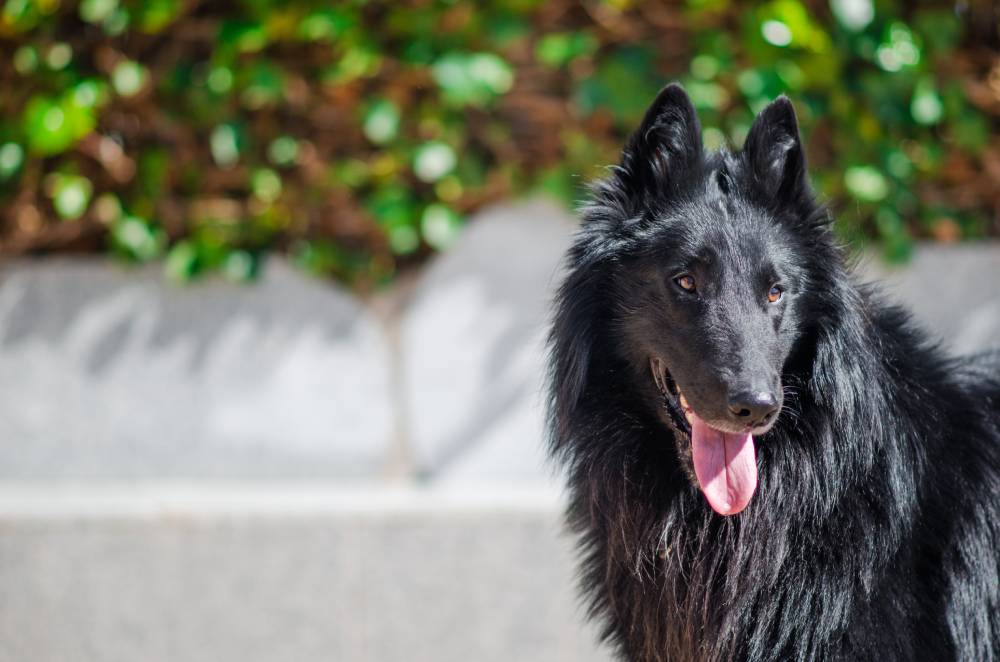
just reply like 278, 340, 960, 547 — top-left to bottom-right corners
547, 84, 1000, 661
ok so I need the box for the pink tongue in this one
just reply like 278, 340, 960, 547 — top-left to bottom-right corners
689, 412, 758, 516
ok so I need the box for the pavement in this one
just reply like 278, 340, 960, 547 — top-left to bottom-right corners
0, 197, 997, 662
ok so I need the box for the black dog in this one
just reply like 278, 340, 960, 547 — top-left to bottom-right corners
547, 84, 999, 661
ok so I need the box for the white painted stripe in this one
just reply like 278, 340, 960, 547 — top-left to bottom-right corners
0, 482, 567, 519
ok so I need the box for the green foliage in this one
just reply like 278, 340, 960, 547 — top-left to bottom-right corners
0, 0, 996, 286
679, 0, 994, 257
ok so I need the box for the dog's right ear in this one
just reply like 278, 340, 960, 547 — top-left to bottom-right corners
621, 84, 703, 196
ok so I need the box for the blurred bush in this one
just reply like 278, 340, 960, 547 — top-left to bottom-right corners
1, 0, 998, 286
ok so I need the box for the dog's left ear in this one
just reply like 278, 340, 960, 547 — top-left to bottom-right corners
742, 96, 808, 202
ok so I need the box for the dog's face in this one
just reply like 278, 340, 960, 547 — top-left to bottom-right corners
609, 85, 815, 514
626, 198, 806, 436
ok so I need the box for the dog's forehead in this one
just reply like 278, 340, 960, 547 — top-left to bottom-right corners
659, 194, 777, 254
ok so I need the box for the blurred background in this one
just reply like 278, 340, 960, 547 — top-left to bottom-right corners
0, 1, 998, 661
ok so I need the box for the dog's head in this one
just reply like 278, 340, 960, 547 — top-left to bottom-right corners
604, 85, 823, 515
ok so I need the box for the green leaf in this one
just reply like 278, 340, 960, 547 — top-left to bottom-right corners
165, 240, 199, 281
760, 20, 792, 47
757, 1, 831, 52
72, 79, 108, 109
844, 166, 889, 202
219, 20, 268, 53
111, 216, 166, 262
49, 174, 93, 220
79, 0, 118, 24
222, 250, 258, 282
910, 79, 943, 126
685, 80, 729, 110
413, 141, 457, 183
133, 0, 181, 32
432, 52, 514, 107
298, 9, 355, 42
206, 66, 234, 93
331, 159, 368, 188
366, 185, 420, 255
535, 31, 598, 67
388, 226, 418, 254
210, 123, 241, 167
3, 0, 45, 32
251, 168, 282, 202
45, 43, 73, 70
737, 69, 766, 97
102, 7, 129, 35
885, 150, 912, 179
267, 136, 299, 167
23, 93, 97, 156
366, 185, 415, 228
324, 44, 381, 84
690, 55, 721, 81
112, 60, 149, 97
875, 22, 921, 72
0, 143, 24, 179
829, 0, 873, 32
421, 204, 463, 250
363, 99, 401, 145
239, 62, 285, 109
13, 45, 38, 74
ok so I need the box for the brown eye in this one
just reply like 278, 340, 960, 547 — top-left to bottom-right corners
675, 274, 696, 292
767, 284, 783, 303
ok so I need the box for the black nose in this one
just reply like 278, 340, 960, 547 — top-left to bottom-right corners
728, 391, 779, 426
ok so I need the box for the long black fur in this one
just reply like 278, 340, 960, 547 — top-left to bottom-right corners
547, 84, 1000, 661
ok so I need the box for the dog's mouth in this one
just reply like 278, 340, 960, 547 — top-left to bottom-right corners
650, 358, 692, 437
650, 358, 759, 516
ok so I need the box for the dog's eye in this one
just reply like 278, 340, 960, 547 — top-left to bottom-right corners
767, 284, 783, 303
675, 274, 696, 292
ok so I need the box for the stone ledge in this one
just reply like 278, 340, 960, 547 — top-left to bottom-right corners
0, 482, 565, 518
0, 484, 610, 662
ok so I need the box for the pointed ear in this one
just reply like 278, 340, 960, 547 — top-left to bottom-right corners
742, 96, 807, 202
621, 83, 703, 195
